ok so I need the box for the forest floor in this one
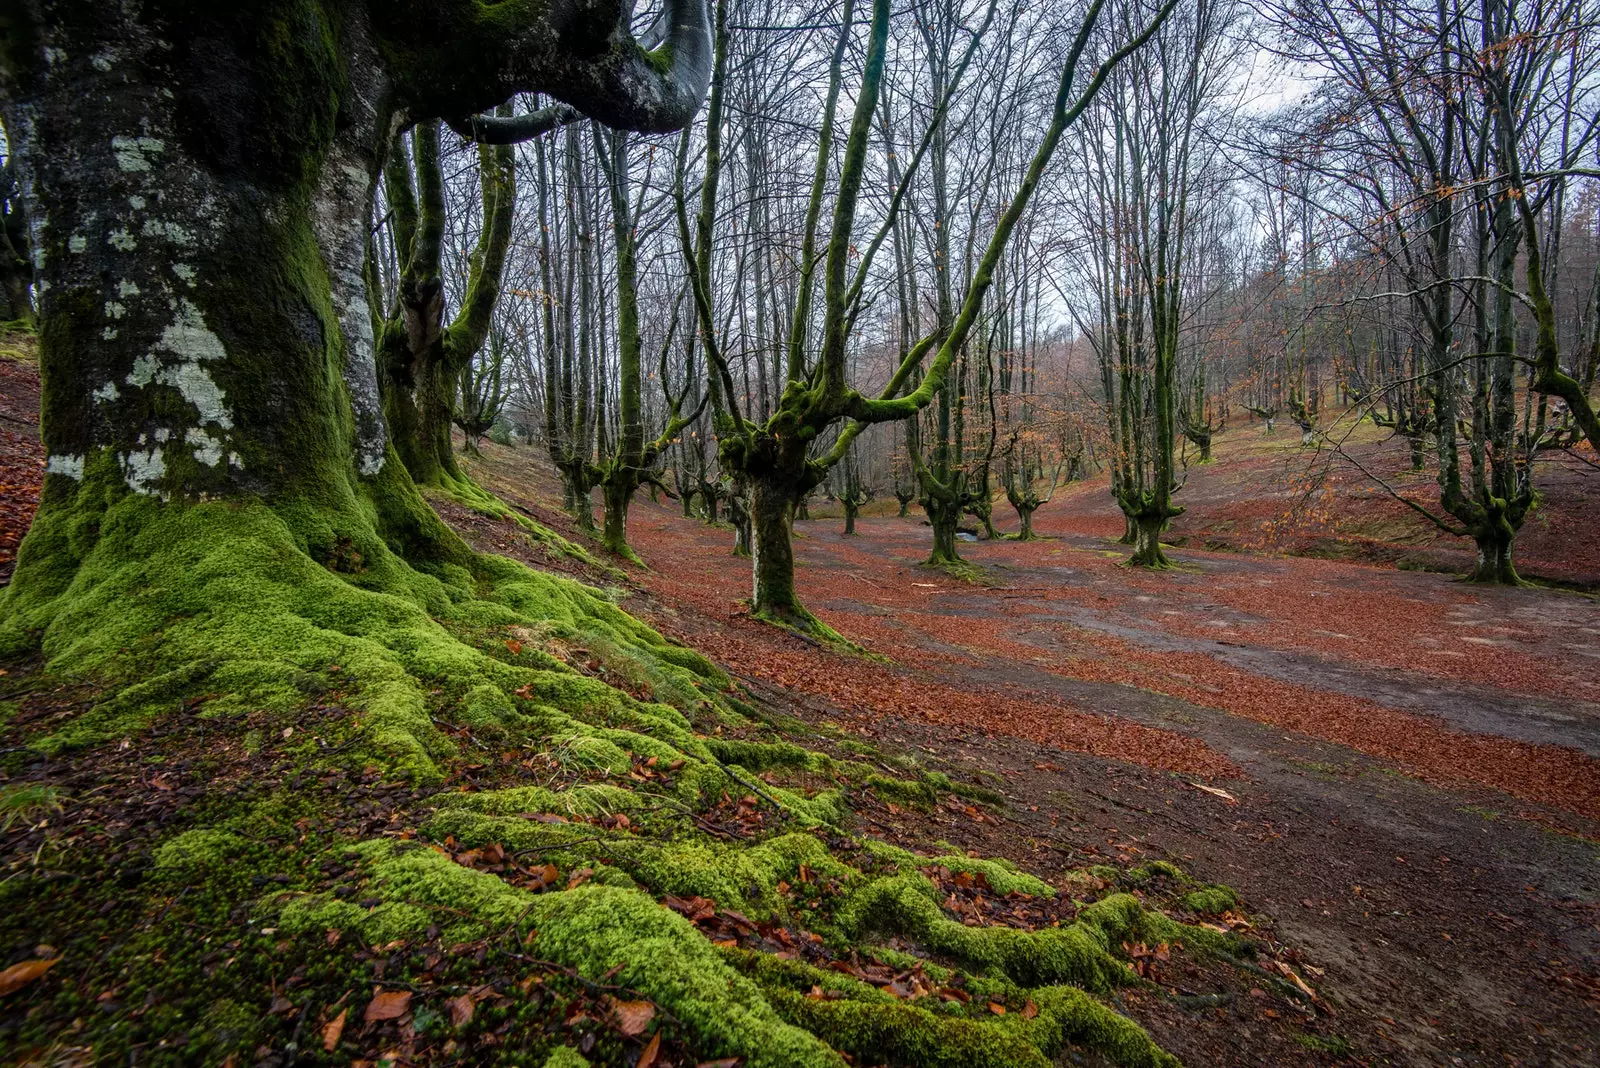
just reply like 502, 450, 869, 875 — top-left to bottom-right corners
2, 331, 1597, 1066
458, 430, 1600, 1068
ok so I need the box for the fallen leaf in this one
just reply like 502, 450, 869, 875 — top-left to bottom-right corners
506, 638, 524, 655
0, 958, 57, 996
445, 993, 474, 1029
988, 1001, 1006, 1015
1022, 999, 1039, 1019
363, 989, 412, 1024
637, 1031, 663, 1068
322, 1008, 347, 1051
612, 998, 656, 1036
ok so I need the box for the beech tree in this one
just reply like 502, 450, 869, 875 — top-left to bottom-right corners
0, 1, 711, 733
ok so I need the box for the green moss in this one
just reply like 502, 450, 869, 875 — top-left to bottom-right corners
864, 774, 939, 809
459, 682, 518, 726
922, 855, 1054, 897
728, 949, 1176, 1068
1124, 860, 1187, 885
1294, 1032, 1354, 1056
1183, 886, 1237, 915
708, 737, 819, 772
838, 876, 1132, 991
542, 1049, 592, 1068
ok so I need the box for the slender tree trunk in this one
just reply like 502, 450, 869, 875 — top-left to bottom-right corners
843, 499, 859, 535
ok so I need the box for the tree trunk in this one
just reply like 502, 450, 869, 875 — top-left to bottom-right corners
601, 476, 639, 561
924, 495, 962, 566
750, 475, 806, 625
1014, 504, 1036, 541
1469, 513, 1521, 585
1120, 512, 1138, 545
1129, 513, 1171, 569
896, 495, 912, 518
0, 7, 466, 729
728, 488, 751, 557
1409, 434, 1426, 471
843, 500, 858, 535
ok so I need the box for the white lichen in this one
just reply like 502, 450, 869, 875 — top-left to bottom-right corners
141, 219, 196, 248
111, 135, 164, 174
108, 229, 136, 252
68, 234, 87, 254
120, 448, 166, 494
45, 454, 85, 481
186, 428, 225, 467
92, 381, 120, 403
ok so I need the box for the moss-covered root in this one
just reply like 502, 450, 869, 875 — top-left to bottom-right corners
729, 950, 1177, 1068
0, 481, 725, 780
837, 875, 1238, 993
264, 842, 844, 1067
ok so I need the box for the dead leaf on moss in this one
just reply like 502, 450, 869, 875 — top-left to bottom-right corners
363, 989, 411, 1024
0, 958, 57, 996
321, 1008, 347, 1051
612, 997, 656, 1035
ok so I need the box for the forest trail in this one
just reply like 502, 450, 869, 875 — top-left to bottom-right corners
464, 444, 1600, 1067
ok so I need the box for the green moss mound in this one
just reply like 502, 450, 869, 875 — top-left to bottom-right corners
0, 460, 721, 780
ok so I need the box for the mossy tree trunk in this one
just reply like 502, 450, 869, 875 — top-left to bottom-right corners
1470, 506, 1520, 584
750, 470, 809, 627
1128, 511, 1170, 569
1014, 503, 1036, 540
0, 0, 711, 665
593, 126, 702, 561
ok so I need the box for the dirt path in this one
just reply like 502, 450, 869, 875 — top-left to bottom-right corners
467, 450, 1600, 1066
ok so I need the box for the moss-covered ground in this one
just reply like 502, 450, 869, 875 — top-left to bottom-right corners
1, 457, 1287, 1066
